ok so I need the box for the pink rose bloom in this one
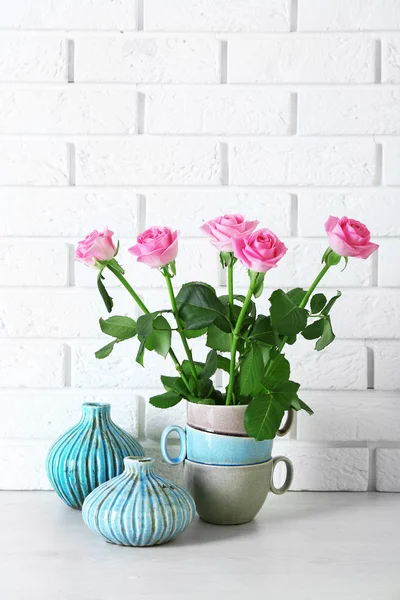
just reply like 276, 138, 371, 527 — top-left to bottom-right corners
200, 214, 259, 252
75, 227, 116, 268
232, 228, 288, 273
129, 226, 179, 268
325, 216, 379, 259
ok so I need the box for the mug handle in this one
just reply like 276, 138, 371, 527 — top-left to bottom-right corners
276, 409, 294, 437
160, 425, 186, 465
270, 456, 294, 495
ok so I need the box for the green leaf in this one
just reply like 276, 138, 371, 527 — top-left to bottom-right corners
291, 396, 314, 415
217, 355, 231, 373
136, 340, 145, 366
202, 350, 218, 380
249, 315, 276, 346
310, 293, 327, 314
145, 316, 171, 358
95, 340, 117, 359
97, 271, 113, 313
302, 318, 325, 340
206, 323, 232, 352
244, 394, 285, 441
99, 315, 136, 340
315, 316, 335, 351
239, 343, 264, 397
220, 251, 236, 268
271, 380, 300, 410
184, 328, 207, 339
321, 291, 342, 316
200, 378, 214, 398
287, 288, 307, 307
266, 354, 290, 384
249, 271, 266, 299
269, 289, 308, 336
136, 313, 155, 338
149, 391, 182, 409
160, 376, 188, 397
169, 260, 176, 276
176, 282, 231, 332
220, 294, 256, 319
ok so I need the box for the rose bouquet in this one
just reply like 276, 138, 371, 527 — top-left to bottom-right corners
76, 215, 378, 441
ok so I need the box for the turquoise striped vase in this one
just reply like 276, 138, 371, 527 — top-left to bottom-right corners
46, 403, 144, 510
82, 456, 196, 546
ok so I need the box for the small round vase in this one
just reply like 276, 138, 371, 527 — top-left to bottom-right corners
46, 403, 144, 510
82, 456, 196, 546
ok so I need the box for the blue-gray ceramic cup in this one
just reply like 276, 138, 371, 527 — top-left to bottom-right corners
160, 424, 273, 466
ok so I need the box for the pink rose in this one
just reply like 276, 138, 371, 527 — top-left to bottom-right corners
232, 228, 288, 273
75, 227, 116, 268
129, 226, 179, 268
325, 216, 379, 259
200, 214, 259, 252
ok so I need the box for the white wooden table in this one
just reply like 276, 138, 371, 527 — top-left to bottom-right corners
1, 491, 398, 599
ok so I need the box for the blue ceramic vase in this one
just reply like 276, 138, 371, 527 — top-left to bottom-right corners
46, 403, 144, 509
82, 456, 195, 546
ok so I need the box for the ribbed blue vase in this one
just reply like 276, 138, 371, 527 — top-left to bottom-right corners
46, 403, 144, 509
82, 456, 196, 546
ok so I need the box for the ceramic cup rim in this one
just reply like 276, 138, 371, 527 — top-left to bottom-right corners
184, 457, 273, 470
186, 423, 275, 443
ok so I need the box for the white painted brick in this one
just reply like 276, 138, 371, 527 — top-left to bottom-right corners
272, 443, 369, 491
376, 449, 400, 491
72, 339, 211, 389
71, 339, 172, 388
0, 442, 51, 489
297, 191, 400, 237
0, 291, 137, 338
0, 242, 68, 287
0, 343, 65, 388
383, 38, 400, 83
0, 189, 140, 237
299, 90, 400, 135
75, 239, 220, 289
383, 142, 400, 185
146, 191, 292, 237
285, 339, 368, 390
378, 240, 400, 287
233, 238, 372, 288
75, 36, 220, 83
297, 391, 400, 441
230, 139, 376, 186
145, 0, 290, 32
299, 0, 400, 31
0, 35, 67, 82
333, 291, 400, 339
144, 393, 187, 439
76, 139, 221, 186
0, 392, 140, 439
228, 36, 375, 83
3, 0, 138, 30
0, 142, 69, 186
373, 342, 400, 390
146, 87, 291, 135
0, 88, 137, 134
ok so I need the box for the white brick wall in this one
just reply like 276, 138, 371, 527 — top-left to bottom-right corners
0, 0, 399, 492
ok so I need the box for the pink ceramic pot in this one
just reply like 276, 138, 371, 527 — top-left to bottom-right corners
186, 402, 294, 438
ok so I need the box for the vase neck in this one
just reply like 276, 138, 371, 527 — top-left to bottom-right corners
124, 457, 154, 476
81, 403, 112, 426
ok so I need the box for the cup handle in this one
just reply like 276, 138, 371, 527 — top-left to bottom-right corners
276, 409, 294, 437
160, 425, 186, 465
270, 456, 294, 495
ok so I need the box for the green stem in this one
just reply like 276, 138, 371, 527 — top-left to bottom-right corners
163, 269, 200, 394
106, 264, 191, 391
107, 264, 149, 315
266, 263, 331, 374
226, 284, 255, 406
227, 262, 234, 320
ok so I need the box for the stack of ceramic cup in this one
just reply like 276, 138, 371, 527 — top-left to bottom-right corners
161, 403, 294, 525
